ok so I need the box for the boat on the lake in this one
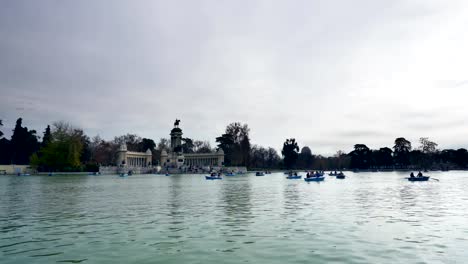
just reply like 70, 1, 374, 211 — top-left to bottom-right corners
120, 173, 128, 177
205, 176, 222, 180
256, 171, 265, 176
304, 176, 325, 182
408, 176, 430, 181
286, 175, 302, 179
336, 173, 346, 179
225, 172, 236, 176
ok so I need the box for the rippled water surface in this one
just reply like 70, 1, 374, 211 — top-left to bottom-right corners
1, 172, 468, 263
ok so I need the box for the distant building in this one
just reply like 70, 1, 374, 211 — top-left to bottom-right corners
161, 121, 224, 169
116, 143, 152, 167
100, 120, 225, 175
99, 143, 153, 175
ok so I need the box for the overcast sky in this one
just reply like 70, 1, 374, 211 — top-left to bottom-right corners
1, 0, 468, 155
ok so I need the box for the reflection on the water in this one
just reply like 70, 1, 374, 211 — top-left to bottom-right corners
1, 172, 468, 264
282, 181, 301, 217
220, 179, 253, 225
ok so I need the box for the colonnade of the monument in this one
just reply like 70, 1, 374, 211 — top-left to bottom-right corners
185, 157, 220, 166
126, 157, 150, 167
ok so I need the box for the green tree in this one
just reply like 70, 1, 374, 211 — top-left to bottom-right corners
419, 137, 438, 154
281, 138, 299, 170
113, 134, 142, 151
375, 147, 393, 168
454, 148, 468, 168
194, 140, 212, 153
266, 147, 281, 168
42, 125, 52, 147
90, 136, 118, 166
10, 118, 39, 164
33, 122, 84, 171
224, 122, 251, 166
153, 138, 170, 165
216, 134, 235, 166
0, 119, 10, 164
181, 138, 194, 153
417, 137, 438, 169
139, 138, 156, 152
393, 137, 411, 167
349, 144, 371, 169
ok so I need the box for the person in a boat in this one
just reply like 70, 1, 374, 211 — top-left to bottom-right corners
306, 172, 310, 178
293, 172, 298, 176
410, 172, 415, 178
417, 171, 423, 177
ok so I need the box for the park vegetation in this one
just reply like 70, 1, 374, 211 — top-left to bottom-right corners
0, 118, 467, 172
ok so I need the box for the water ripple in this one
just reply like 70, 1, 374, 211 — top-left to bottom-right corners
1, 172, 468, 263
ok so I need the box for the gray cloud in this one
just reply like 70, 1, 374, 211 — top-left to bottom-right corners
1, 0, 468, 154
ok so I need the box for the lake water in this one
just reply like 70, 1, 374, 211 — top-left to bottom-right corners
1, 172, 468, 264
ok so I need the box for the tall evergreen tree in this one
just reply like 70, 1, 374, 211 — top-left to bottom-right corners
10, 118, 39, 164
216, 133, 235, 166
42, 125, 52, 147
0, 120, 9, 164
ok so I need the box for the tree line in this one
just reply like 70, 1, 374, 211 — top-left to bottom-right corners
1, 118, 467, 171
347, 137, 468, 170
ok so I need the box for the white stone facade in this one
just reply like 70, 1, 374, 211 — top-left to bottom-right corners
160, 123, 224, 169
116, 144, 152, 167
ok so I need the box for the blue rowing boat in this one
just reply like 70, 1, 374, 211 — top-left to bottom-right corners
225, 173, 236, 176
286, 175, 302, 179
205, 176, 222, 180
408, 176, 429, 181
336, 174, 346, 179
304, 177, 325, 182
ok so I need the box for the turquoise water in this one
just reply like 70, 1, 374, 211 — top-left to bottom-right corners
1, 172, 468, 263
